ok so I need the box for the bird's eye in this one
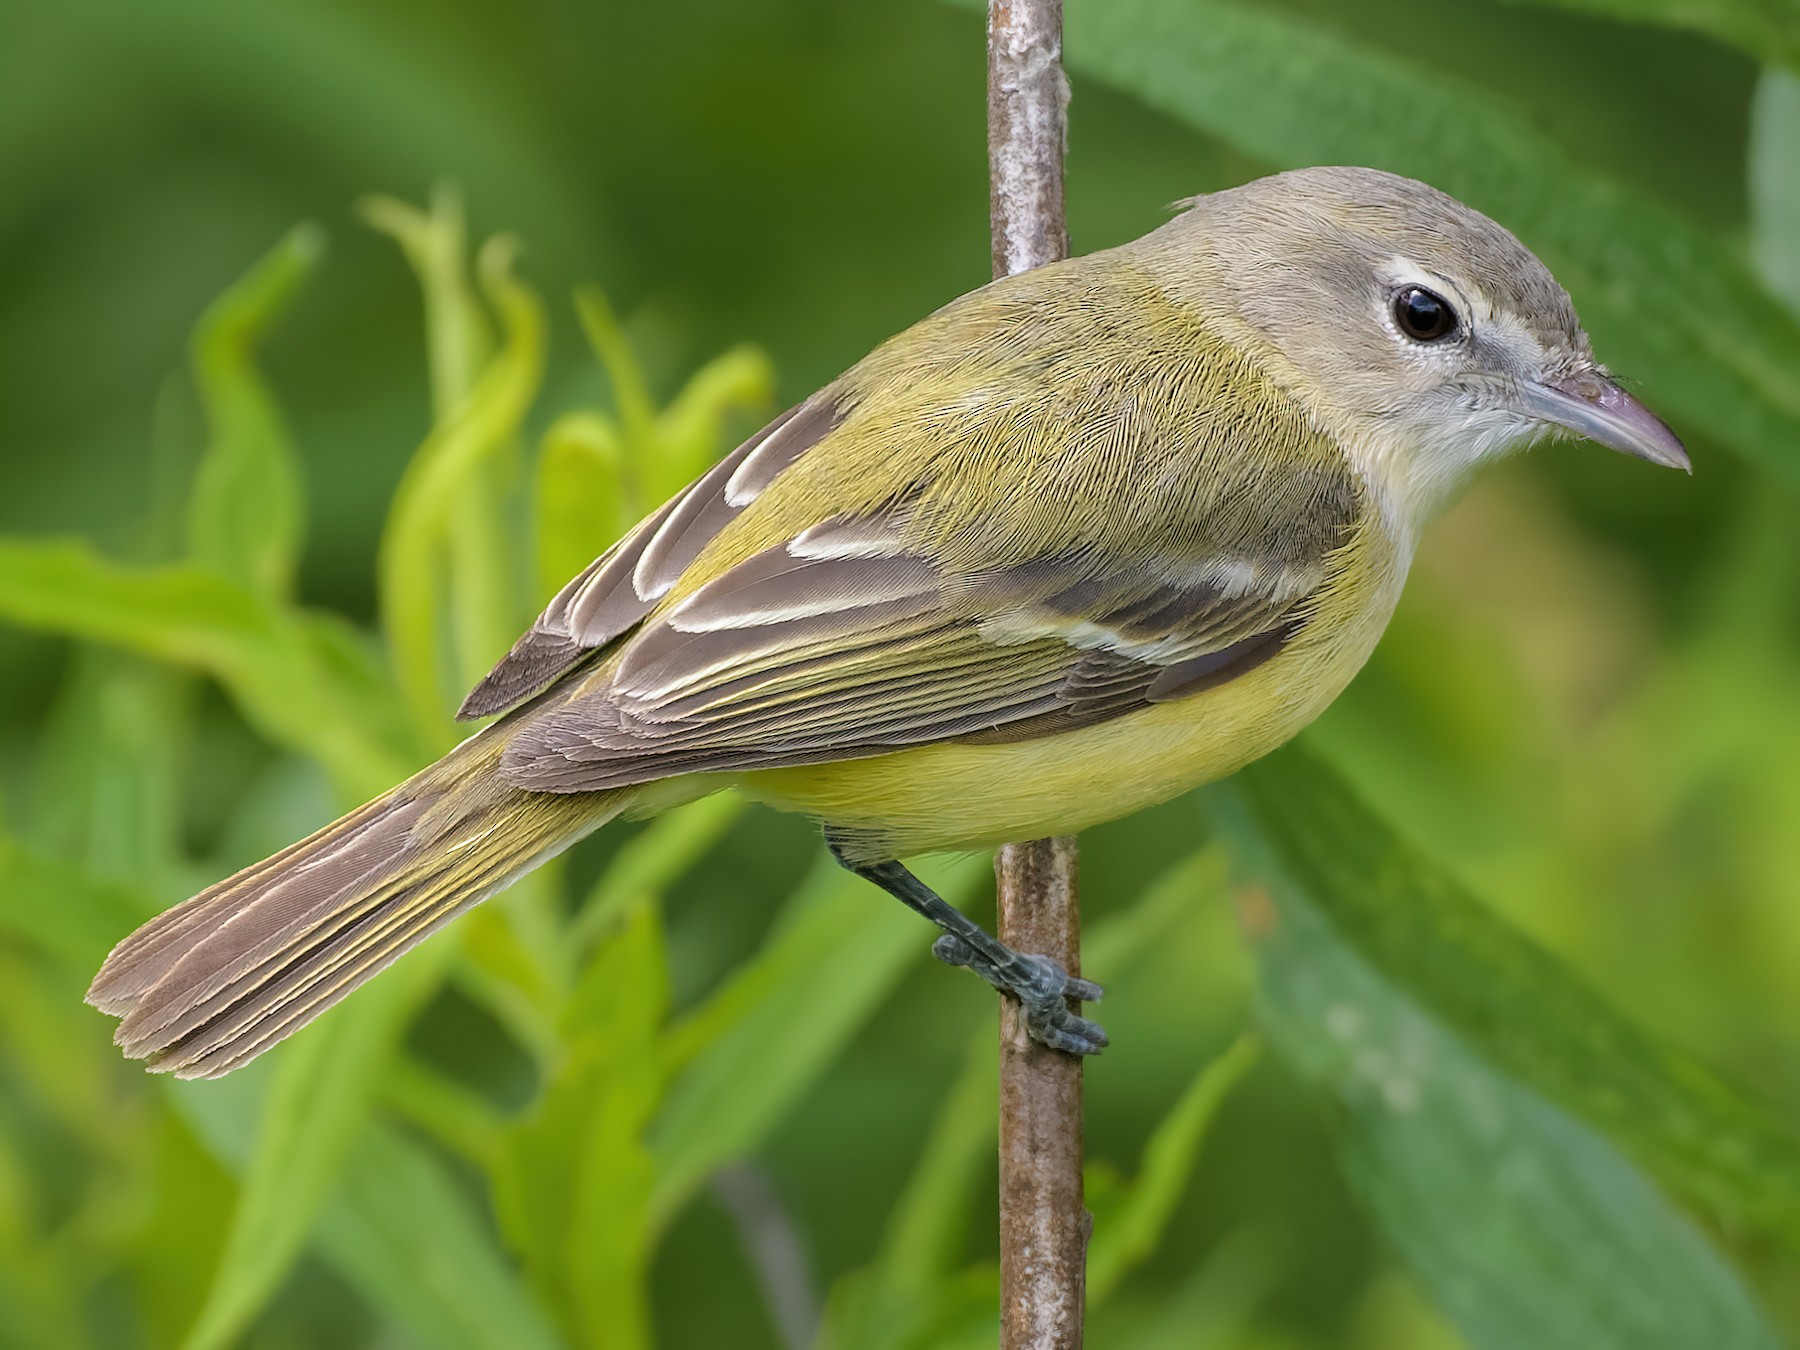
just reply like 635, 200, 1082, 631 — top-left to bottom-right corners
1392, 286, 1458, 342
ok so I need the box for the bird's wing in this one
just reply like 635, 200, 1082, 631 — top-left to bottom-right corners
459, 397, 843, 718
496, 490, 1359, 792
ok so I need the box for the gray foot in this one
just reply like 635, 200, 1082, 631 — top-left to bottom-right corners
933, 935, 1109, 1055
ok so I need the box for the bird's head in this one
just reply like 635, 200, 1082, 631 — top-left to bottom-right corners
1151, 165, 1688, 521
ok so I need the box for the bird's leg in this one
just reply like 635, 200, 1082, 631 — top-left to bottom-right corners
825, 835, 1107, 1055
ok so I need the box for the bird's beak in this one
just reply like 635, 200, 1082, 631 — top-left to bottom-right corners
1521, 370, 1691, 472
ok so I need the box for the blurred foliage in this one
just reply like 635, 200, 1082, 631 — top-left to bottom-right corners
2, 0, 1799, 1347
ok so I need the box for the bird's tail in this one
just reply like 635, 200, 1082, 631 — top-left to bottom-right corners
86, 726, 625, 1079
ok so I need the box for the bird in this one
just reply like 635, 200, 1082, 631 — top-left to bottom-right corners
85, 166, 1689, 1077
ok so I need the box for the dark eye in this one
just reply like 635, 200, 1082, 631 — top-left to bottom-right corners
1392, 286, 1458, 342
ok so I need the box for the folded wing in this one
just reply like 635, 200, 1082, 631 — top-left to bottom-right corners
496, 502, 1347, 792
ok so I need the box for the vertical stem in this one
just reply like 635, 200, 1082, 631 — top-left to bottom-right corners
988, 0, 1069, 276
996, 838, 1086, 1350
988, 4, 1084, 1348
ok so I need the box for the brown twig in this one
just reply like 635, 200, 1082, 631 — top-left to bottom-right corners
996, 838, 1086, 1350
988, 4, 1084, 1348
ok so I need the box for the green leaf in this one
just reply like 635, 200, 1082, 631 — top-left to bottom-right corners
569, 793, 745, 949
648, 853, 984, 1229
532, 303, 774, 619
0, 834, 149, 972
493, 900, 670, 1350
380, 1056, 509, 1170
451, 891, 570, 1071
1217, 748, 1800, 1249
25, 653, 191, 890
367, 192, 530, 711
0, 1001, 92, 1350
1227, 769, 1784, 1349
1086, 1034, 1261, 1308
574, 285, 658, 454
1751, 70, 1800, 320
534, 410, 630, 603
1500, 0, 1800, 71
1204, 742, 1800, 1343
186, 224, 322, 599
360, 188, 493, 421
646, 343, 776, 502
316, 1123, 564, 1350
0, 541, 271, 666
161, 1030, 557, 1350
821, 1037, 996, 1350
178, 936, 456, 1350
378, 236, 544, 740
0, 944, 137, 1160
1089, 1223, 1290, 1350
567, 285, 775, 522
1060, 0, 1800, 485
0, 538, 415, 798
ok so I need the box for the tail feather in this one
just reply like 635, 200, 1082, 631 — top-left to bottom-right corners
87, 730, 623, 1079
84, 793, 400, 1017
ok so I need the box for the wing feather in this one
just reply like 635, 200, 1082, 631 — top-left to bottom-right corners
458, 396, 843, 719
498, 507, 1349, 792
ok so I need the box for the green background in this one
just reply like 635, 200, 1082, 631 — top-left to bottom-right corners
4, 1, 1800, 1347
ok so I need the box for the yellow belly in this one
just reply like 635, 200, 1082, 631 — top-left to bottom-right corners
735, 571, 1397, 861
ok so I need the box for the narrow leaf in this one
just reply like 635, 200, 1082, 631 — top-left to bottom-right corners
534, 410, 629, 603
821, 1038, 997, 1350
574, 285, 658, 452
570, 793, 745, 949
163, 1050, 559, 1350
316, 1123, 564, 1350
179, 938, 455, 1350
1086, 1033, 1261, 1307
1501, 0, 1800, 71
19, 653, 190, 893
186, 224, 323, 598
648, 854, 984, 1228
365, 190, 526, 698
0, 834, 149, 971
1228, 772, 1783, 1349
1751, 69, 1800, 320
647, 344, 776, 502
1215, 747, 1800, 1250
0, 540, 413, 798
360, 188, 492, 419
493, 900, 670, 1350
378, 237, 544, 738
381, 1056, 508, 1170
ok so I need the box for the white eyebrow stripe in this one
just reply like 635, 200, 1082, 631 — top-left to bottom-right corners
1383, 253, 1480, 327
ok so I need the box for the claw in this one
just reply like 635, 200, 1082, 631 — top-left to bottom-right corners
932, 934, 980, 969
932, 938, 1108, 1055
1030, 1012, 1111, 1056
